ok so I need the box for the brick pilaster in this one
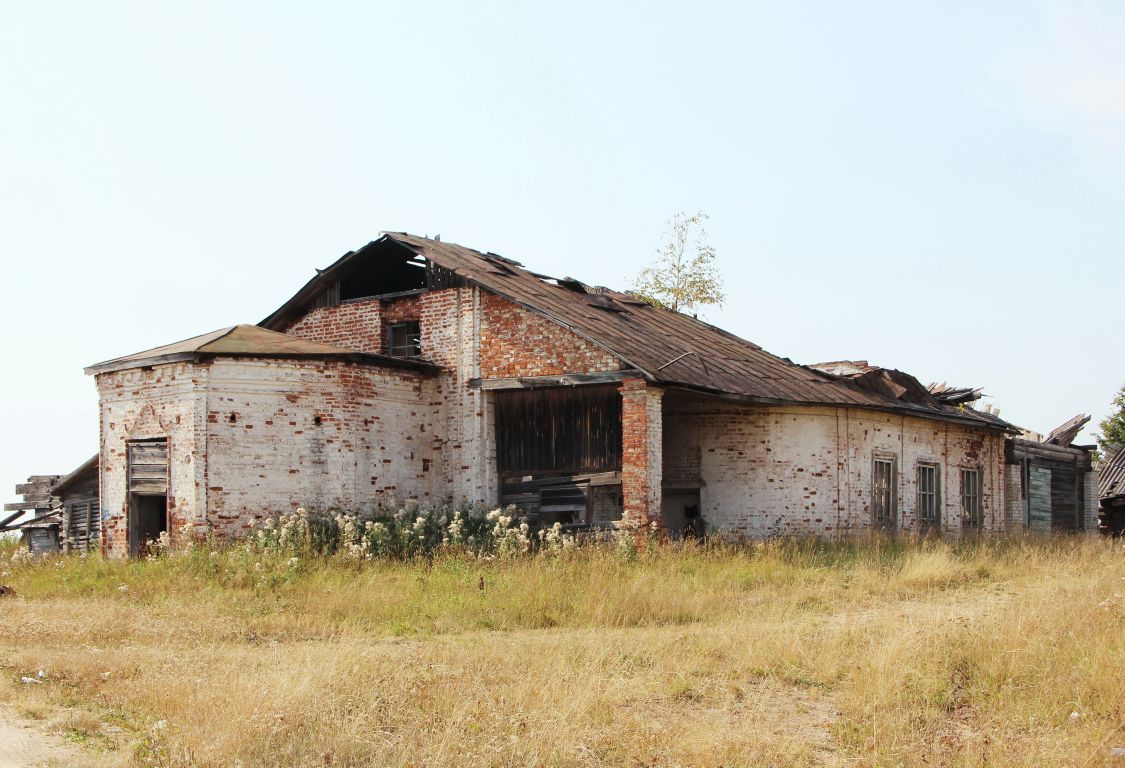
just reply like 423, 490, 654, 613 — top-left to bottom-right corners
621, 379, 663, 525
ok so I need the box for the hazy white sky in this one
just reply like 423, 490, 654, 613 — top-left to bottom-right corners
1, 1, 1122, 509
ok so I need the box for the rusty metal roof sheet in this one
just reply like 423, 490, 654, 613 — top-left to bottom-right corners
85, 324, 439, 376
262, 234, 1017, 432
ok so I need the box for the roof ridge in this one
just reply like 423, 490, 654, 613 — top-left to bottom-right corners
259, 232, 1015, 431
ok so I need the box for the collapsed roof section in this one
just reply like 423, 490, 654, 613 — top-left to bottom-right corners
1043, 414, 1091, 447
928, 382, 985, 406
260, 233, 1016, 432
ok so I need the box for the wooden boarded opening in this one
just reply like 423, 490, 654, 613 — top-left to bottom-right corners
66, 500, 99, 553
1048, 460, 1080, 532
127, 439, 169, 556
494, 385, 622, 527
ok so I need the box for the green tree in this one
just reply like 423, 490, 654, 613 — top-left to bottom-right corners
632, 212, 724, 314
1096, 382, 1125, 455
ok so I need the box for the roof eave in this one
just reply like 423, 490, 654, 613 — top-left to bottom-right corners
85, 352, 199, 375
49, 454, 100, 496
662, 383, 1019, 433
86, 350, 441, 377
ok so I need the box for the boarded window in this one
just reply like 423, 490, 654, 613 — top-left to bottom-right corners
127, 440, 169, 495
27, 527, 59, 554
872, 457, 896, 531
387, 321, 421, 357
917, 463, 940, 531
1048, 460, 1080, 532
65, 500, 99, 553
961, 468, 981, 530
538, 484, 588, 526
495, 386, 622, 476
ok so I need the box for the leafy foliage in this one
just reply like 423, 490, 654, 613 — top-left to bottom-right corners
632, 212, 724, 313
1095, 382, 1125, 455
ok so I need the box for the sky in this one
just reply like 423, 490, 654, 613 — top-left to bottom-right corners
1, 1, 1123, 513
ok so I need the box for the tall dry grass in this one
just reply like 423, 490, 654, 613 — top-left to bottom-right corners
0, 535, 1121, 766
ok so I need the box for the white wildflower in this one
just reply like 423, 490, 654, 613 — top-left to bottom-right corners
10, 548, 34, 565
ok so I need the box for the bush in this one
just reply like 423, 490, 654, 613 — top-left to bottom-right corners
243, 498, 582, 561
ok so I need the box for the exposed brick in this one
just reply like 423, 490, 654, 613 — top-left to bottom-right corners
97, 357, 442, 556
96, 280, 1016, 556
283, 300, 382, 353
479, 292, 621, 378
663, 397, 1007, 538
621, 379, 662, 524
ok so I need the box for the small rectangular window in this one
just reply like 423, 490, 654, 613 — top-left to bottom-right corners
387, 321, 421, 357
873, 456, 896, 531
917, 463, 940, 531
961, 468, 981, 530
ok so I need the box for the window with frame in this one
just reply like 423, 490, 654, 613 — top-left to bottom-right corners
917, 463, 940, 531
386, 321, 421, 357
961, 468, 981, 530
872, 456, 897, 531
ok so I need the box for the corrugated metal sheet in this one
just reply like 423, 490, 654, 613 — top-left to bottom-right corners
1099, 447, 1125, 501
262, 233, 1017, 431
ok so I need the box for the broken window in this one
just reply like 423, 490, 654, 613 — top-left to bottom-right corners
917, 463, 940, 531
961, 468, 981, 531
386, 321, 421, 357
872, 456, 896, 531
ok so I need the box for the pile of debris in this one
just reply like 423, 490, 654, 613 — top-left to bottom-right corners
2, 475, 62, 553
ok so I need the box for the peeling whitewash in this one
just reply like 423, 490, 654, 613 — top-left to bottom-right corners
97, 357, 445, 557
664, 400, 1006, 538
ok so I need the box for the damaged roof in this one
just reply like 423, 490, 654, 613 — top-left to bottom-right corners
1043, 414, 1091, 447
85, 324, 438, 375
262, 233, 1016, 431
50, 454, 99, 497
1099, 447, 1125, 502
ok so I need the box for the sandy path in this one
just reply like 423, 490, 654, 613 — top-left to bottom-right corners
0, 710, 80, 768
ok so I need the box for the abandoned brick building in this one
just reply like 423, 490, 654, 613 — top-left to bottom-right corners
83, 233, 1093, 557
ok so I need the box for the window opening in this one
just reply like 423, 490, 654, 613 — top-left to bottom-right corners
917, 463, 940, 531
873, 457, 896, 531
961, 468, 981, 531
387, 321, 421, 357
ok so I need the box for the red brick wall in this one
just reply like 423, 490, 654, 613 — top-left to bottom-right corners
479, 292, 622, 378
621, 379, 662, 523
283, 300, 383, 353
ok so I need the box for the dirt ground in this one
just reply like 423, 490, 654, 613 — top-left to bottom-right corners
0, 709, 82, 768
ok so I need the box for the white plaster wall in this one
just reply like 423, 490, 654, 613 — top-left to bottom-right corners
664, 398, 1007, 538
1004, 464, 1026, 530
202, 357, 444, 538
96, 363, 206, 557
